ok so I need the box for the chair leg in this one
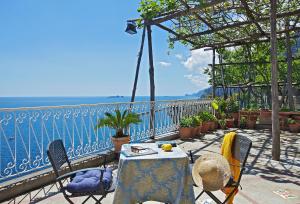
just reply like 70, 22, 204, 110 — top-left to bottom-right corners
82, 195, 92, 204
195, 190, 205, 201
205, 191, 222, 204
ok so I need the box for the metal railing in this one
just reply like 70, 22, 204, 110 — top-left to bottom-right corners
0, 99, 212, 182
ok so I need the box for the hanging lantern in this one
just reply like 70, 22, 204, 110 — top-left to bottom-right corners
125, 21, 137, 34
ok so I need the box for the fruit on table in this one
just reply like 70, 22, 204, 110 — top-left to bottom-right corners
162, 144, 172, 151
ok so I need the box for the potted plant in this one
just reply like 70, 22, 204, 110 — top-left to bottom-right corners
225, 116, 235, 128
239, 116, 247, 129
287, 118, 299, 133
95, 109, 141, 153
218, 119, 226, 129
227, 97, 239, 122
192, 115, 202, 136
199, 111, 214, 133
179, 117, 194, 139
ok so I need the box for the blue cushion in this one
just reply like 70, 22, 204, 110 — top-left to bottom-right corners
66, 168, 112, 193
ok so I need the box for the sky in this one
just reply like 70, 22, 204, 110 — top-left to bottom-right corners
0, 0, 212, 97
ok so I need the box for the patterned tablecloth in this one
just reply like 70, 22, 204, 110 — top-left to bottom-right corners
113, 143, 195, 204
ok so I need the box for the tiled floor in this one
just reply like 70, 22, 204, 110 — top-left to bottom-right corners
4, 129, 300, 204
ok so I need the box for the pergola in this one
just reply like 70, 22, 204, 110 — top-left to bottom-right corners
128, 0, 300, 160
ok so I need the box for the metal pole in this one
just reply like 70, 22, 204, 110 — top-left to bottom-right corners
270, 0, 280, 161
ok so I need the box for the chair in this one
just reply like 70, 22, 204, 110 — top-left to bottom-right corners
189, 135, 252, 204
47, 139, 116, 204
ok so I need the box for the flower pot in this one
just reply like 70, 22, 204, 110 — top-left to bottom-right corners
230, 112, 239, 121
246, 120, 256, 129
111, 135, 130, 153
260, 110, 271, 119
192, 126, 202, 137
179, 127, 194, 139
201, 122, 210, 133
226, 119, 235, 128
288, 123, 299, 133
292, 115, 300, 122
207, 121, 215, 131
249, 115, 258, 121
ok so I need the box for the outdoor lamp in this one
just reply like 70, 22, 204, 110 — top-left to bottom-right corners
125, 20, 137, 34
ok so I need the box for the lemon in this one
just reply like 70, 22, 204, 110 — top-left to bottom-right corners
162, 144, 172, 151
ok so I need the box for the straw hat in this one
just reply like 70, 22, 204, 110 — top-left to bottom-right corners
192, 153, 231, 191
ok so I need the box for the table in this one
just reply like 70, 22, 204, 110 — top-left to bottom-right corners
113, 143, 195, 204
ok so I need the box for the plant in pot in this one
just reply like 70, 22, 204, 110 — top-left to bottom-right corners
199, 111, 214, 133
287, 118, 299, 133
239, 116, 247, 129
192, 115, 202, 136
227, 97, 239, 122
95, 109, 141, 153
218, 118, 226, 129
225, 114, 235, 128
179, 117, 194, 139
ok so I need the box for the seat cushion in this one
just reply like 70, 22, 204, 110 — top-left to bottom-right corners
66, 168, 112, 193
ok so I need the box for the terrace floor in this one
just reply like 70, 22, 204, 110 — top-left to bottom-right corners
3, 129, 300, 204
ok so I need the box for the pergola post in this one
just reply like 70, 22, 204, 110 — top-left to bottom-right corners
147, 25, 155, 139
270, 0, 280, 161
212, 48, 216, 98
286, 31, 295, 110
131, 27, 146, 103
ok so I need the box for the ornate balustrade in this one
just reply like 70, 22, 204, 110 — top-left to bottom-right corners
0, 99, 212, 182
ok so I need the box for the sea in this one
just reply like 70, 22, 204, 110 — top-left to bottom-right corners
0, 96, 194, 109
0, 96, 196, 182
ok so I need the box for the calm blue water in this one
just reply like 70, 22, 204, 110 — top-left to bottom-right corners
0, 96, 196, 182
0, 96, 193, 108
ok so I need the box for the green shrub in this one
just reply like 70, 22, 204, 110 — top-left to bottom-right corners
218, 119, 226, 129
287, 118, 296, 124
240, 116, 247, 128
198, 111, 216, 122
179, 117, 194, 128
192, 115, 202, 127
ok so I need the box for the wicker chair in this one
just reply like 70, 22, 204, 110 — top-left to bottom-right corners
47, 139, 116, 204
189, 134, 252, 203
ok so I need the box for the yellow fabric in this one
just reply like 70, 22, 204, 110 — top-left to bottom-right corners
221, 132, 240, 204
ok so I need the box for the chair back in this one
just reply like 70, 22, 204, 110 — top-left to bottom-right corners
47, 139, 72, 177
232, 134, 252, 184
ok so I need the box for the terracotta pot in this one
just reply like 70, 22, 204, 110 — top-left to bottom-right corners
207, 121, 215, 131
288, 123, 299, 133
226, 119, 235, 128
230, 112, 239, 121
292, 115, 300, 121
179, 127, 194, 139
249, 115, 258, 121
192, 126, 202, 137
239, 110, 249, 116
260, 110, 271, 119
201, 122, 210, 133
111, 135, 130, 153
246, 120, 256, 129
250, 111, 259, 116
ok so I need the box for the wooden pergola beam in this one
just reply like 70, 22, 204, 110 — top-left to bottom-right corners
179, 0, 230, 41
208, 57, 300, 66
172, 8, 300, 42
145, 0, 226, 26
192, 29, 300, 49
240, 0, 265, 35
155, 23, 196, 45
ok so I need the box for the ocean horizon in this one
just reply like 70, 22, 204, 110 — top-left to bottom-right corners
0, 96, 197, 109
